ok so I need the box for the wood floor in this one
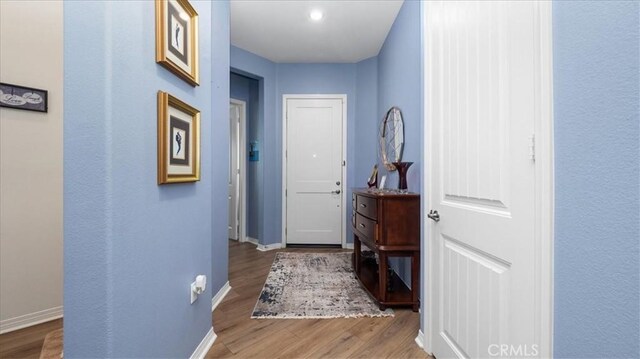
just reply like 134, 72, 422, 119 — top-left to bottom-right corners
0, 318, 62, 359
0, 240, 430, 358
206, 240, 431, 359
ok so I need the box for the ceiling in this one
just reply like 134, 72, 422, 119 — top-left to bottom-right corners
230, 0, 404, 63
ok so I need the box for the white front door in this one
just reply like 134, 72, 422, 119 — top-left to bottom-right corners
285, 97, 344, 245
425, 1, 549, 358
228, 102, 240, 240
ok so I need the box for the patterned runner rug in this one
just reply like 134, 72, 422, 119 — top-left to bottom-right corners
251, 252, 393, 319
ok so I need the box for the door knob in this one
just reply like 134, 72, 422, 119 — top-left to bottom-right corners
332, 190, 341, 194
428, 210, 440, 222
336, 181, 341, 186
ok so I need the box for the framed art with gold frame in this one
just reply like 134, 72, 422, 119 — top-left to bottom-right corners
155, 0, 199, 86
157, 91, 200, 184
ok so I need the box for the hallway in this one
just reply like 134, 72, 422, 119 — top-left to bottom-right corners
207, 241, 429, 358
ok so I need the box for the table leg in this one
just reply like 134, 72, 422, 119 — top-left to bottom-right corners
354, 235, 361, 275
378, 251, 388, 307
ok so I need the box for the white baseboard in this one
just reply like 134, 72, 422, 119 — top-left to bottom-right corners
257, 243, 282, 252
415, 329, 425, 349
211, 281, 232, 312
190, 326, 217, 359
245, 236, 259, 246
343, 243, 354, 249
0, 306, 63, 334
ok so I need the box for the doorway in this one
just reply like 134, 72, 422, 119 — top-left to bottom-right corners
422, 1, 554, 358
282, 95, 347, 246
229, 99, 246, 242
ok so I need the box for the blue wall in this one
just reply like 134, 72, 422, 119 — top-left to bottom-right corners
377, 0, 422, 193
277, 63, 358, 244
230, 46, 277, 245
231, 47, 380, 246
63, 1, 229, 357
355, 57, 379, 193
230, 73, 261, 239
553, 1, 639, 358
376, 0, 423, 287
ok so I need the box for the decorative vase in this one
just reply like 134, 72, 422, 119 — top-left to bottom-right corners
392, 161, 413, 191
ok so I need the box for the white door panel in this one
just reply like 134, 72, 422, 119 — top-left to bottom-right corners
427, 1, 544, 358
286, 98, 343, 245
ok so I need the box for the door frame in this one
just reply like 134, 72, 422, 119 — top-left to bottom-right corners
281, 94, 348, 248
230, 98, 247, 243
421, 2, 554, 357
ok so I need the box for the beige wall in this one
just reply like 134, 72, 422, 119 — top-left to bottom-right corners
0, 0, 63, 332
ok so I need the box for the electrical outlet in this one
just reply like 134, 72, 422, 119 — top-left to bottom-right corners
190, 281, 198, 304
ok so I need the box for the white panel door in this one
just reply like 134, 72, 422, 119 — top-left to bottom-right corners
426, 1, 546, 358
228, 103, 240, 240
286, 98, 343, 245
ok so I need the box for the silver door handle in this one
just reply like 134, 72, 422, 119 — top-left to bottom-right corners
428, 210, 440, 222
331, 190, 341, 194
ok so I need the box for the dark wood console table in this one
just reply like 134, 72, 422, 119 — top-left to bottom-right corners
352, 188, 420, 311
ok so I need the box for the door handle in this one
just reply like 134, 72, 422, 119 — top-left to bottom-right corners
336, 181, 341, 186
428, 210, 440, 222
331, 190, 341, 194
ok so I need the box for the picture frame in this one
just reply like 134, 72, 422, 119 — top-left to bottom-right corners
157, 91, 200, 184
0, 82, 48, 113
155, 0, 199, 86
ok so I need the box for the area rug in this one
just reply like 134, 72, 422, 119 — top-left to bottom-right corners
251, 252, 393, 319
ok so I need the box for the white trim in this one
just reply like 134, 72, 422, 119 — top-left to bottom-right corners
414, 330, 427, 351
281, 94, 348, 248
230, 98, 248, 245
245, 236, 259, 246
533, 3, 555, 357
421, 2, 554, 357
257, 243, 282, 252
343, 243, 354, 250
0, 306, 63, 334
422, 2, 435, 353
189, 327, 217, 359
211, 281, 232, 312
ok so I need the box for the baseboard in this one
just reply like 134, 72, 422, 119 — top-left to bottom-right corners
257, 243, 282, 252
245, 237, 259, 246
0, 306, 63, 334
415, 329, 425, 349
211, 281, 232, 312
343, 243, 354, 249
189, 326, 217, 359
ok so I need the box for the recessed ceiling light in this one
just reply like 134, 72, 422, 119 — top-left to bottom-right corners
309, 10, 323, 21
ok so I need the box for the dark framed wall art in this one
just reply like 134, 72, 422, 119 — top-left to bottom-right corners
0, 83, 48, 112
155, 0, 199, 86
157, 91, 201, 184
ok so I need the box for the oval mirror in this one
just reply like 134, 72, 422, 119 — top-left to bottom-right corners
379, 106, 404, 171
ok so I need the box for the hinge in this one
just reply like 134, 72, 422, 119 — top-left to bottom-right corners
528, 134, 536, 161
342, 160, 346, 166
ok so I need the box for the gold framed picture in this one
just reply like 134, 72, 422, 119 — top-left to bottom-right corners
155, 0, 199, 86
157, 91, 200, 184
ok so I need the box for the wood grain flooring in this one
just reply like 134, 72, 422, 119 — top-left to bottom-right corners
207, 240, 431, 359
0, 319, 62, 359
0, 240, 431, 359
